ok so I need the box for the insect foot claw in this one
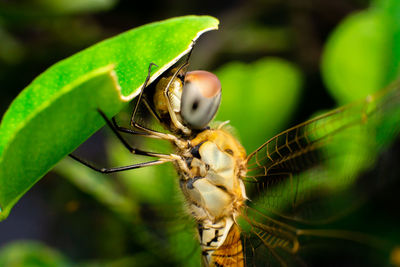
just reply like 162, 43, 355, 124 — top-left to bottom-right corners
149, 62, 158, 68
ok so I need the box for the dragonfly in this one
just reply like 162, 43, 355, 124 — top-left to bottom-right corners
70, 51, 400, 266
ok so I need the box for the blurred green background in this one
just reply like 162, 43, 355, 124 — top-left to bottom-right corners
1, 0, 400, 266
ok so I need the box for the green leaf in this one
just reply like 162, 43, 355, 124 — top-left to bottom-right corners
0, 241, 70, 267
0, 15, 219, 221
321, 0, 400, 105
215, 57, 303, 152
372, 0, 400, 82
321, 10, 392, 104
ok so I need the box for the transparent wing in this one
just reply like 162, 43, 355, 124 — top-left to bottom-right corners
245, 80, 400, 221
241, 82, 400, 266
245, 81, 400, 223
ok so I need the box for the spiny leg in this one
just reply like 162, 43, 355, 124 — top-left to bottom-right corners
130, 62, 157, 128
69, 109, 178, 172
95, 109, 171, 158
111, 117, 155, 137
142, 97, 162, 124
181, 42, 195, 79
69, 110, 174, 173
129, 62, 167, 137
69, 154, 170, 174
111, 99, 163, 139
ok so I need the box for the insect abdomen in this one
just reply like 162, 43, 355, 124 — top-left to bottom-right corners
210, 223, 244, 267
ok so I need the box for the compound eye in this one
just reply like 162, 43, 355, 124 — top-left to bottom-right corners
180, 70, 221, 129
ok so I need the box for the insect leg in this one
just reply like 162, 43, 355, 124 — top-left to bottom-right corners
69, 154, 171, 173
69, 108, 176, 173
181, 42, 194, 80
127, 63, 187, 143
129, 62, 157, 129
111, 117, 157, 137
97, 109, 171, 159
128, 45, 194, 129
111, 100, 163, 139
142, 97, 162, 124
162, 62, 191, 135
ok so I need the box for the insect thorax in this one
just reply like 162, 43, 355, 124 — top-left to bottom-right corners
175, 128, 247, 264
